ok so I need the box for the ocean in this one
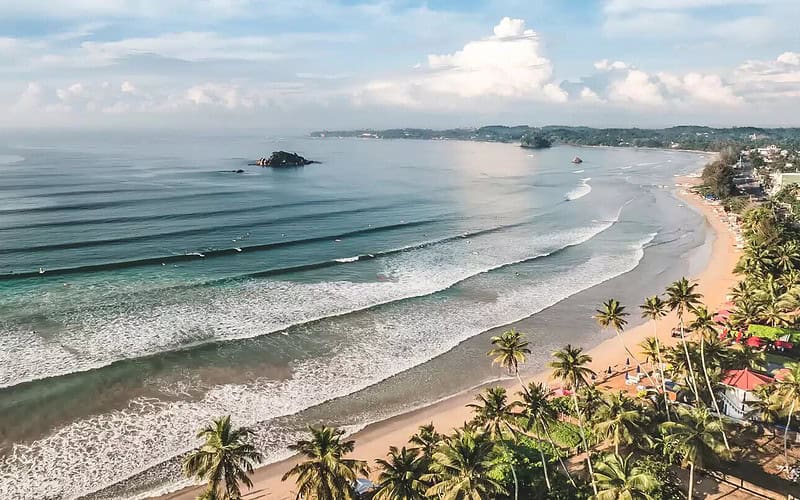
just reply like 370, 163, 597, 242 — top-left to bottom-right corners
0, 131, 712, 499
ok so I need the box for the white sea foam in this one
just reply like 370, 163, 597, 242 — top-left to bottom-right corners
0, 228, 656, 500
0, 217, 620, 389
572, 169, 584, 173
565, 178, 592, 201
334, 256, 360, 263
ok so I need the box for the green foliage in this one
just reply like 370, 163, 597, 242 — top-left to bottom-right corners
546, 420, 583, 449
520, 132, 553, 149
182, 416, 262, 500
722, 195, 750, 214
489, 438, 590, 500
634, 455, 684, 500
701, 160, 737, 199
747, 324, 800, 342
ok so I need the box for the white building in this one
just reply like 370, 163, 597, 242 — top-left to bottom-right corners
719, 369, 774, 421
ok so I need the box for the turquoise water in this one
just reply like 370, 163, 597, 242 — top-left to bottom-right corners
0, 132, 711, 498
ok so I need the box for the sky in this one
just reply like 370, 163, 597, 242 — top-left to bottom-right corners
0, 0, 798, 130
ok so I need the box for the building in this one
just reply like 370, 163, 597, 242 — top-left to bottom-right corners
719, 368, 774, 421
769, 172, 800, 195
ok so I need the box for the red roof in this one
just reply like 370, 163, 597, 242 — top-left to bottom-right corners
721, 369, 774, 391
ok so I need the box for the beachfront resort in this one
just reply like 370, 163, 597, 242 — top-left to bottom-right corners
173, 146, 800, 499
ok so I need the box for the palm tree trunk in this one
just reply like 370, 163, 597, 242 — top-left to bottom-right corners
653, 322, 671, 421
699, 336, 731, 451
510, 462, 520, 500
784, 399, 796, 478
536, 444, 550, 492
614, 331, 659, 388
678, 317, 701, 402
688, 462, 695, 499
542, 421, 577, 488
571, 392, 597, 496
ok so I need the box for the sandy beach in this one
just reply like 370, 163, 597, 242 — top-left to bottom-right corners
160, 176, 740, 500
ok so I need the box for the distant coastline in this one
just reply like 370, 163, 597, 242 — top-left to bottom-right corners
311, 125, 800, 152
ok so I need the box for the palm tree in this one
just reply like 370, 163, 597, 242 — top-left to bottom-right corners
182, 416, 263, 500
423, 428, 506, 499
729, 298, 764, 328
409, 423, 441, 462
594, 391, 647, 455
549, 344, 598, 495
467, 387, 518, 441
772, 362, 800, 477
665, 278, 703, 402
592, 453, 658, 500
282, 425, 369, 500
595, 299, 656, 387
760, 302, 789, 326
689, 305, 730, 450
488, 329, 532, 390
726, 344, 765, 371
775, 241, 800, 273
660, 406, 730, 499
517, 382, 575, 491
467, 386, 521, 499
374, 446, 428, 500
639, 295, 672, 421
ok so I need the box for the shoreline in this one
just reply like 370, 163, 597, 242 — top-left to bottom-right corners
159, 175, 739, 500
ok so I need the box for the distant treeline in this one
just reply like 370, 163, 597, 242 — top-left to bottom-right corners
311, 125, 800, 151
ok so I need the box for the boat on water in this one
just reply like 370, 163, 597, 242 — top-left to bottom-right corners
571, 156, 583, 164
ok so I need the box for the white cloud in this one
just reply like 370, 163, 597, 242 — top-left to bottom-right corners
608, 69, 665, 105
735, 52, 800, 99
777, 52, 800, 65
594, 59, 628, 71
358, 17, 566, 108
658, 72, 743, 105
579, 87, 604, 103
120, 81, 136, 93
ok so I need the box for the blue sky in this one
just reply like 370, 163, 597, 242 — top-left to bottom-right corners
0, 0, 797, 129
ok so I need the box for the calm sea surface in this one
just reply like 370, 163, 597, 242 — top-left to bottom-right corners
0, 132, 712, 498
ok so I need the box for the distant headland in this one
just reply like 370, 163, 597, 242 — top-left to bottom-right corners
250, 151, 320, 167
311, 125, 800, 152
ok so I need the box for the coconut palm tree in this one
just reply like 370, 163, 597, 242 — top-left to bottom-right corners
593, 391, 648, 455
409, 423, 441, 463
549, 344, 598, 495
665, 278, 703, 401
775, 241, 800, 273
182, 416, 262, 500
760, 303, 790, 326
595, 299, 656, 387
592, 452, 658, 500
689, 305, 730, 450
726, 344, 766, 371
517, 381, 578, 490
660, 406, 730, 499
423, 428, 506, 499
467, 387, 518, 441
488, 329, 531, 390
467, 386, 521, 499
282, 425, 369, 500
640, 296, 671, 417
729, 298, 764, 328
772, 362, 800, 477
374, 446, 428, 500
